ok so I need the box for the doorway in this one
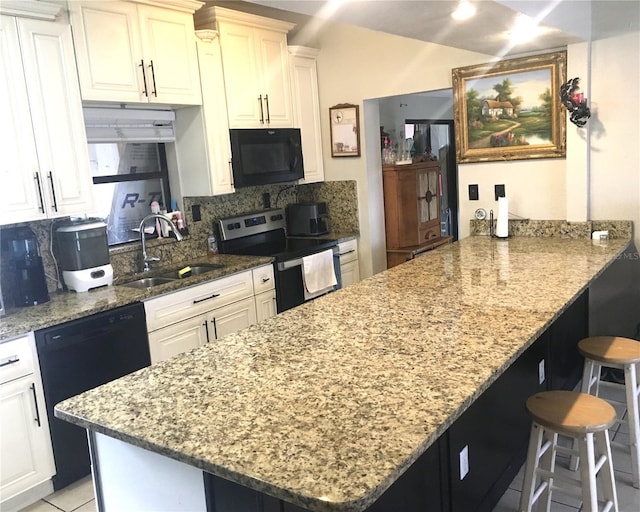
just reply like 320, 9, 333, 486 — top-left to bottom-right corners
405, 119, 459, 241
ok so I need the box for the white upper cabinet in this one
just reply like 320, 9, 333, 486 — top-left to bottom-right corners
0, 14, 94, 225
173, 30, 234, 196
69, 0, 203, 105
195, 6, 295, 128
289, 46, 324, 184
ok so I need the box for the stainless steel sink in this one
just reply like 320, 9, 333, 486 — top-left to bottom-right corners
160, 264, 225, 279
121, 277, 177, 289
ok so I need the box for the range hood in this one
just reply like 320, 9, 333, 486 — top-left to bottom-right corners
83, 107, 176, 143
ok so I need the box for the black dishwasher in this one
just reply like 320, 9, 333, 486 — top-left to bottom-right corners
35, 302, 151, 490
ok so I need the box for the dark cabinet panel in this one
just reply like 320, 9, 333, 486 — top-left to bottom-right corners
548, 291, 588, 391
365, 438, 446, 512
204, 474, 281, 512
447, 335, 547, 512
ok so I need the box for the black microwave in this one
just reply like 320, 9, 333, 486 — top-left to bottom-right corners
230, 128, 304, 188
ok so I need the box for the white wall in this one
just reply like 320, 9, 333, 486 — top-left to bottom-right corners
589, 32, 640, 225
305, 20, 639, 283
304, 22, 492, 277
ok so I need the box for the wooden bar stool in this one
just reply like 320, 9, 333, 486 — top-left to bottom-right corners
519, 391, 618, 512
577, 336, 640, 488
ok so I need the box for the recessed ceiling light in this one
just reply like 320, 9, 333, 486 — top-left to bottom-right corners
509, 14, 543, 44
451, 1, 476, 21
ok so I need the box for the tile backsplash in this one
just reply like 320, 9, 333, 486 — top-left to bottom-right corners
0, 180, 359, 305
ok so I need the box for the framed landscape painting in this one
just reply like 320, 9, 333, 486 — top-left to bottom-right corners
452, 51, 566, 163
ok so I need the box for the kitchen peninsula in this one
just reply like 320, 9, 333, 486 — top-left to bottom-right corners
55, 234, 631, 512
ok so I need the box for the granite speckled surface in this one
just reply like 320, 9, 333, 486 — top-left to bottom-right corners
469, 219, 633, 239
0, 180, 358, 302
0, 254, 272, 341
55, 235, 630, 512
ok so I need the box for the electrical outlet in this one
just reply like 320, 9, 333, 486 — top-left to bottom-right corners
191, 204, 201, 222
459, 445, 469, 480
494, 184, 505, 201
469, 184, 479, 200
539, 359, 546, 385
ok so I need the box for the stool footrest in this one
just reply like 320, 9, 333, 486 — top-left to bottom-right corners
537, 468, 582, 488
531, 480, 549, 505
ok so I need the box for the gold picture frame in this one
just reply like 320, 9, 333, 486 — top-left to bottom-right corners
452, 51, 567, 163
329, 103, 361, 157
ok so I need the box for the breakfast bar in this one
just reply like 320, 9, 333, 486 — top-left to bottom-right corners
54, 235, 630, 512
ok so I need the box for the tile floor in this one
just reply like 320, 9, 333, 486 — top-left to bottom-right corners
492, 380, 640, 512
20, 476, 95, 512
20, 384, 640, 512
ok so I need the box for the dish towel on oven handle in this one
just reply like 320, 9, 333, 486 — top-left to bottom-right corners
302, 249, 337, 300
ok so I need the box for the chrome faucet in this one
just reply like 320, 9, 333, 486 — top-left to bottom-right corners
139, 213, 184, 272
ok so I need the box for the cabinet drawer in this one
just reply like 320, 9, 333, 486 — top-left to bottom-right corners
0, 335, 34, 384
144, 270, 254, 332
338, 239, 358, 263
252, 264, 275, 294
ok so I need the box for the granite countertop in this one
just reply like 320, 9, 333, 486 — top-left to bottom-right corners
0, 254, 273, 340
55, 236, 629, 512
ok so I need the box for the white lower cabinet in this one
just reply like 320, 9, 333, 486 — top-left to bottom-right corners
207, 297, 257, 340
147, 314, 209, 365
339, 239, 360, 288
252, 264, 276, 322
145, 266, 276, 365
255, 291, 277, 322
0, 334, 55, 512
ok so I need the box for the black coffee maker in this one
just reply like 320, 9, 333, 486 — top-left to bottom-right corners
4, 227, 50, 307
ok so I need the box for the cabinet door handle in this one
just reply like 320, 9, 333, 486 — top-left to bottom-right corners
210, 318, 218, 339
34, 172, 45, 213
139, 59, 148, 97
0, 356, 19, 368
47, 171, 58, 212
264, 94, 270, 123
258, 94, 264, 123
261, 277, 270, 283
148, 60, 157, 97
30, 383, 41, 427
203, 320, 210, 343
193, 293, 220, 304
340, 249, 355, 256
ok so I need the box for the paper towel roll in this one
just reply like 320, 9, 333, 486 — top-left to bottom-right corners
496, 197, 509, 238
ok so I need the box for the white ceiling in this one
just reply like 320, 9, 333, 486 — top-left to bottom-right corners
228, 0, 639, 57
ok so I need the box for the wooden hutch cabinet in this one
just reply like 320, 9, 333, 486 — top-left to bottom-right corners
383, 161, 451, 268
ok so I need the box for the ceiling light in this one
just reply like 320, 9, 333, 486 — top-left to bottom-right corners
451, 1, 476, 21
509, 14, 542, 44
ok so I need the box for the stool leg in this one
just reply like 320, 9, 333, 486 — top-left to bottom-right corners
520, 422, 544, 512
571, 361, 601, 471
582, 360, 602, 395
624, 362, 640, 488
595, 429, 619, 512
577, 432, 599, 512
536, 431, 557, 512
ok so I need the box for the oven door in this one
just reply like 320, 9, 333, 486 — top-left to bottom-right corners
275, 247, 342, 313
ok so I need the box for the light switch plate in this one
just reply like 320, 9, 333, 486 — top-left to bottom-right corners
460, 445, 469, 480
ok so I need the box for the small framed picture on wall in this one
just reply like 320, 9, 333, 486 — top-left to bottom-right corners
329, 103, 361, 157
